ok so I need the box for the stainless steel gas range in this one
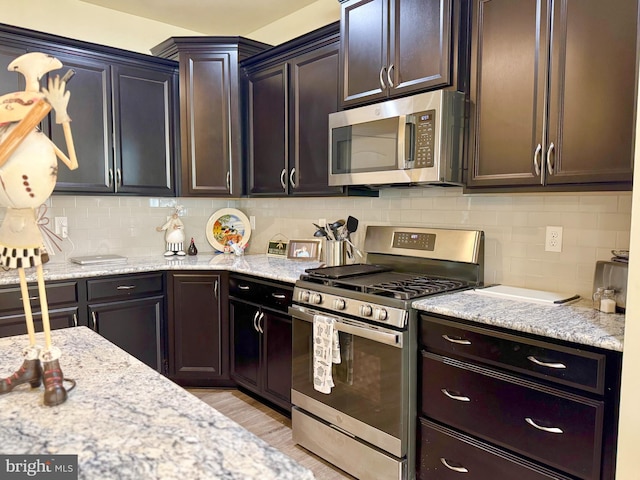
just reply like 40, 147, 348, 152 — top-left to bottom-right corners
289, 226, 484, 480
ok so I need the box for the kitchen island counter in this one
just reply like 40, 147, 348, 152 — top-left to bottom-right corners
0, 254, 321, 286
0, 327, 315, 480
413, 290, 624, 352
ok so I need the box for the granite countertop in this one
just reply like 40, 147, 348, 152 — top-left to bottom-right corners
0, 254, 322, 286
0, 327, 315, 480
413, 290, 625, 352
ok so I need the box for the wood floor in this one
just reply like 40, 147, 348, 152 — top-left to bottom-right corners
187, 387, 355, 480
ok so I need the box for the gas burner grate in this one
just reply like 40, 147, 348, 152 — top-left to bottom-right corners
366, 276, 467, 300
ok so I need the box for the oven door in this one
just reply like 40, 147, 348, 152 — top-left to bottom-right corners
289, 305, 408, 457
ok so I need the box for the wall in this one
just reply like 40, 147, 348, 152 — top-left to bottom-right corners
22, 188, 629, 300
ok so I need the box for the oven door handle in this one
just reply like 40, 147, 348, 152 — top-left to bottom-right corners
290, 307, 403, 348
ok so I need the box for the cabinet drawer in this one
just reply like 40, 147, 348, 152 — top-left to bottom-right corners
0, 281, 79, 314
421, 352, 604, 480
229, 275, 292, 312
420, 315, 606, 394
87, 273, 163, 301
418, 418, 573, 480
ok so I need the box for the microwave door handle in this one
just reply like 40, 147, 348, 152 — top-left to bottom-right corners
402, 115, 416, 168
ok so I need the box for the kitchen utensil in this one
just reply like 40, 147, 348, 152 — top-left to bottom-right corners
314, 228, 328, 238
346, 216, 359, 234
329, 219, 345, 240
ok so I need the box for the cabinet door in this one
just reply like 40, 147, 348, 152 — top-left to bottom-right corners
467, 0, 549, 188
262, 310, 292, 409
179, 52, 239, 196
0, 44, 26, 95
247, 63, 289, 195
389, 0, 452, 96
89, 296, 164, 372
545, 0, 636, 185
290, 42, 343, 196
46, 53, 113, 193
229, 300, 261, 390
168, 272, 230, 384
340, 0, 389, 107
112, 64, 176, 196
0, 308, 79, 338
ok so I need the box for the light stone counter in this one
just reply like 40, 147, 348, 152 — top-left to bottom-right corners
0, 327, 315, 480
0, 254, 322, 286
413, 290, 624, 352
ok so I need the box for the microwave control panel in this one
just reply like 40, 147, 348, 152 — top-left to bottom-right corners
414, 109, 435, 168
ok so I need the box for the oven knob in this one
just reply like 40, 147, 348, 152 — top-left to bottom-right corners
374, 307, 388, 321
360, 304, 373, 317
299, 290, 310, 303
333, 298, 346, 310
310, 292, 323, 305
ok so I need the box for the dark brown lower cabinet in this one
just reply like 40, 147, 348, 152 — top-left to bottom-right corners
418, 313, 621, 480
229, 274, 293, 411
0, 308, 79, 339
167, 271, 232, 386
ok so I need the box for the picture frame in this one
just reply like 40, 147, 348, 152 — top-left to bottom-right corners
266, 240, 288, 257
287, 239, 321, 260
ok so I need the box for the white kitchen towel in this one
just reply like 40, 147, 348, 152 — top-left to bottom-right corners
313, 314, 341, 394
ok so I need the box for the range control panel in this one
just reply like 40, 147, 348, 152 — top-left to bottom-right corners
393, 232, 436, 251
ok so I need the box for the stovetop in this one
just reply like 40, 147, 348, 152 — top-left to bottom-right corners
300, 266, 469, 300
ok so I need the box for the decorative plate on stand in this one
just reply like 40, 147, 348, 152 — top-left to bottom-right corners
206, 208, 252, 252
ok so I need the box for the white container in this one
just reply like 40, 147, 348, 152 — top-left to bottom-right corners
600, 289, 616, 313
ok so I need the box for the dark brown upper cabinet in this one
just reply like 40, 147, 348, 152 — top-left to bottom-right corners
152, 38, 270, 197
242, 23, 345, 196
339, 0, 458, 108
0, 24, 179, 196
466, 0, 637, 191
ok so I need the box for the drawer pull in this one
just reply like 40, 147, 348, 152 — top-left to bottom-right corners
116, 285, 137, 290
73, 313, 78, 327
527, 355, 566, 369
19, 295, 39, 301
239, 285, 251, 290
441, 388, 471, 402
442, 334, 471, 345
525, 417, 563, 434
271, 293, 286, 299
440, 458, 469, 473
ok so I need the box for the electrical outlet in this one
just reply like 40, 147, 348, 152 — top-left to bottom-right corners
250, 215, 256, 229
545, 226, 563, 252
54, 217, 68, 239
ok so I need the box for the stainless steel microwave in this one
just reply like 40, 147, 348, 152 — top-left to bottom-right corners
328, 90, 464, 187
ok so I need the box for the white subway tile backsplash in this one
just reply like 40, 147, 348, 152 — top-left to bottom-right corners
0, 187, 626, 300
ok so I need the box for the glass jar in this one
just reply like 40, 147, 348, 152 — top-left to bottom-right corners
592, 287, 604, 310
600, 289, 616, 313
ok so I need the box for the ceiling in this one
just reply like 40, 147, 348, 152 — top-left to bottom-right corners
80, 0, 320, 36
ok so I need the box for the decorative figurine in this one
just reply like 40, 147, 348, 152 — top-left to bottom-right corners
0, 52, 79, 406
156, 206, 186, 256
187, 238, 198, 256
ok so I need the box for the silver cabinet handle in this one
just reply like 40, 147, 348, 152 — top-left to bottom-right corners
527, 355, 566, 369
379, 66, 387, 90
289, 167, 296, 189
72, 313, 78, 327
239, 285, 250, 290
213, 280, 218, 300
116, 285, 136, 290
257, 312, 265, 334
440, 458, 469, 473
533, 143, 542, 176
108, 168, 114, 187
116, 168, 122, 187
442, 334, 471, 345
546, 142, 555, 175
280, 168, 287, 190
387, 64, 394, 88
441, 388, 471, 402
525, 417, 563, 434
91, 311, 97, 330
226, 171, 231, 191
271, 293, 286, 299
253, 310, 260, 332
19, 295, 39, 301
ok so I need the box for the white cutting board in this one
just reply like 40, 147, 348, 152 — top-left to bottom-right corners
470, 285, 580, 305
